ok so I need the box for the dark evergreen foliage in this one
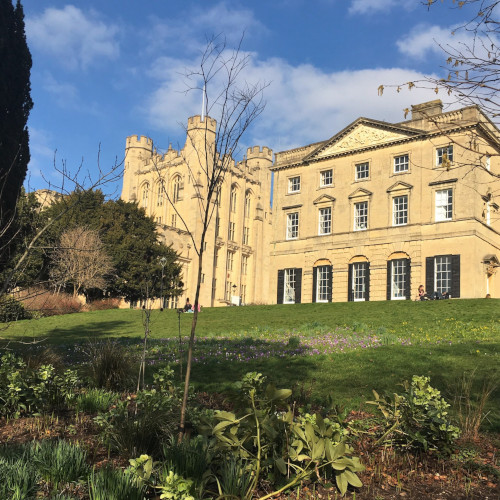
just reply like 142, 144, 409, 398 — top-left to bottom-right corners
0, 0, 33, 226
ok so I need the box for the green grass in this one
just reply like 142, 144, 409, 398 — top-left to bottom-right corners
2, 299, 500, 430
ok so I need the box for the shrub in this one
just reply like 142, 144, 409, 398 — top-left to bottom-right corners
368, 375, 461, 453
85, 340, 135, 390
32, 440, 90, 489
19, 288, 82, 317
83, 298, 120, 311
0, 295, 31, 322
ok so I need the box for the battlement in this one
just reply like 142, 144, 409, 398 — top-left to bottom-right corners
246, 146, 273, 161
126, 135, 154, 151
187, 115, 217, 132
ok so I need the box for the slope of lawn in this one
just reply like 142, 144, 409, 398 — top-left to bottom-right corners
2, 299, 500, 430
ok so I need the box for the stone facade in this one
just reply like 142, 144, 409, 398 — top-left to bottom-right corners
270, 100, 500, 303
121, 115, 273, 308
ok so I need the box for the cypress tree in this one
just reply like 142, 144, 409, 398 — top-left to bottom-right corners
0, 0, 33, 227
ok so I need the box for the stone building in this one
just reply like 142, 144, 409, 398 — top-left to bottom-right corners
270, 100, 500, 303
121, 115, 273, 308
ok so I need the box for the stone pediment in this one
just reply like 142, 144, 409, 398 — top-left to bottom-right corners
387, 181, 413, 193
305, 119, 422, 161
348, 188, 372, 199
313, 194, 335, 205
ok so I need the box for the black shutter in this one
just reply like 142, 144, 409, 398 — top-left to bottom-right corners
426, 257, 434, 296
404, 259, 411, 300
348, 264, 353, 302
451, 255, 460, 298
386, 261, 392, 300
277, 270, 284, 304
365, 262, 370, 301
312, 267, 317, 303
295, 268, 302, 304
327, 265, 333, 302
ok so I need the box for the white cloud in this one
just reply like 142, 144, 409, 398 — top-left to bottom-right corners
142, 51, 453, 155
26, 5, 120, 70
349, 0, 412, 15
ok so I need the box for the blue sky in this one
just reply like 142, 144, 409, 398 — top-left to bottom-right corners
21, 0, 476, 196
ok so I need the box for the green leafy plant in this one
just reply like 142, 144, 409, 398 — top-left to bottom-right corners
0, 295, 31, 322
75, 388, 118, 413
88, 466, 146, 500
157, 470, 195, 500
0, 457, 39, 500
32, 439, 90, 489
368, 375, 460, 453
207, 372, 364, 498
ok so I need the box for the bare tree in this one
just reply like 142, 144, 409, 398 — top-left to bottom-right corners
150, 35, 267, 440
50, 226, 113, 297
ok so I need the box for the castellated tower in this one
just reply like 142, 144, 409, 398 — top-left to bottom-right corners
122, 135, 154, 202
120, 115, 273, 308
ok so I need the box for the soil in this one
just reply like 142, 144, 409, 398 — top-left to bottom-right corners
0, 410, 498, 499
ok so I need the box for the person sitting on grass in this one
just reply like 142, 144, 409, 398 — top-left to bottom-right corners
184, 298, 193, 312
417, 284, 428, 301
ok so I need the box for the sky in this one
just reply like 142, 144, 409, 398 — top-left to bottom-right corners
20, 0, 479, 197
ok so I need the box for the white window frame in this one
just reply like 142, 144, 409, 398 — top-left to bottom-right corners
318, 207, 332, 235
354, 201, 368, 231
243, 226, 250, 245
320, 169, 333, 187
226, 251, 234, 271
435, 188, 453, 221
284, 268, 297, 304
436, 145, 454, 166
394, 154, 409, 173
435, 256, 452, 295
245, 194, 251, 217
352, 262, 367, 301
228, 221, 236, 241
355, 162, 369, 180
393, 195, 408, 226
316, 266, 330, 303
230, 187, 237, 213
391, 259, 407, 300
288, 176, 301, 193
286, 212, 299, 240
241, 255, 248, 275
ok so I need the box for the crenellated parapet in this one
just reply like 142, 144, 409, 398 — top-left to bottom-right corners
126, 135, 154, 152
246, 146, 273, 162
187, 115, 217, 133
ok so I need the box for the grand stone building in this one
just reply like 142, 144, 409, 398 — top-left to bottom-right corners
122, 100, 500, 306
121, 115, 273, 308
270, 100, 500, 303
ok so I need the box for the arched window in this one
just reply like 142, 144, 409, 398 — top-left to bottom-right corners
245, 191, 251, 218
230, 185, 238, 213
157, 182, 164, 206
141, 183, 149, 208
172, 176, 182, 203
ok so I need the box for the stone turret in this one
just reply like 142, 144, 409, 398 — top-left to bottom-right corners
122, 135, 154, 201
246, 146, 273, 186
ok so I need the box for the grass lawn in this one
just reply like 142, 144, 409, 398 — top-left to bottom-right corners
3, 299, 500, 430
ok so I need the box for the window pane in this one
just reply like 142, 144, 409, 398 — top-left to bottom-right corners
394, 154, 409, 173
354, 202, 368, 230
318, 207, 332, 234
435, 189, 452, 221
352, 262, 367, 301
355, 162, 369, 180
287, 212, 299, 239
316, 265, 330, 302
320, 169, 333, 186
288, 176, 301, 192
391, 259, 407, 299
393, 195, 408, 226
437, 145, 454, 165
435, 256, 452, 295
284, 268, 296, 303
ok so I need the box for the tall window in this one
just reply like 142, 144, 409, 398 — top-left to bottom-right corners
318, 207, 332, 235
435, 256, 452, 295
243, 226, 250, 245
241, 255, 248, 275
284, 269, 297, 304
435, 189, 453, 221
390, 259, 408, 300
288, 176, 301, 193
157, 183, 164, 206
171, 213, 177, 227
351, 262, 368, 301
230, 186, 237, 213
228, 221, 236, 240
226, 251, 234, 271
286, 212, 299, 239
214, 249, 218, 268
245, 193, 251, 218
436, 145, 453, 165
241, 284, 247, 304
225, 281, 233, 301
354, 202, 368, 231
172, 177, 182, 203
320, 169, 333, 187
355, 162, 369, 180
393, 195, 408, 226
315, 266, 331, 302
394, 154, 409, 173
215, 216, 220, 237
142, 183, 149, 208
